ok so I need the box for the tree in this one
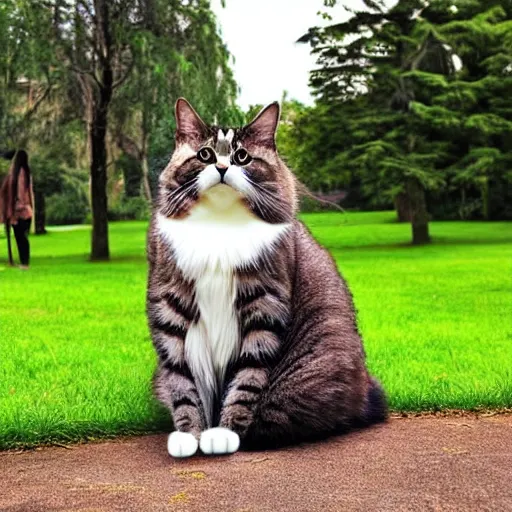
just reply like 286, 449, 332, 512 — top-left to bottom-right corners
112, 1, 243, 202
0, 0, 56, 148
298, 0, 512, 242
0, 1, 76, 235
434, 1, 512, 220
45, 0, 138, 260
38, 0, 242, 259
300, 1, 457, 242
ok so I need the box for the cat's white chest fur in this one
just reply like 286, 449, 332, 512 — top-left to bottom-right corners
157, 185, 289, 425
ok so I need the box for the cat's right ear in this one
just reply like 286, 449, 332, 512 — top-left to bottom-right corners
244, 102, 280, 148
175, 98, 207, 144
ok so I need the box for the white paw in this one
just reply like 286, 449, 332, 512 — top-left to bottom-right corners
167, 431, 198, 458
200, 427, 240, 455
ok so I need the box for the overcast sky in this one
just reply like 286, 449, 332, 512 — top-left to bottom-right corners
211, 1, 374, 109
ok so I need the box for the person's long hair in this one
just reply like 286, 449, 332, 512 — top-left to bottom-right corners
10, 150, 31, 206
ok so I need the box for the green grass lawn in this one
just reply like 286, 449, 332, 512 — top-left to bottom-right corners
1, 211, 511, 449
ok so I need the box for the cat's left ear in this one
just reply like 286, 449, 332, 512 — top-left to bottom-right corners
175, 98, 208, 144
244, 102, 280, 148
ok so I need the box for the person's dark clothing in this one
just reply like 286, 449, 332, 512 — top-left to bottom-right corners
13, 218, 30, 265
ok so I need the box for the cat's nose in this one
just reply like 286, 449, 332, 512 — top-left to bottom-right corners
216, 163, 228, 180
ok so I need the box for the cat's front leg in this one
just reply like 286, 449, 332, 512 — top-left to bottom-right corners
200, 363, 269, 456
219, 362, 270, 438
217, 282, 288, 447
154, 358, 206, 458
149, 290, 205, 458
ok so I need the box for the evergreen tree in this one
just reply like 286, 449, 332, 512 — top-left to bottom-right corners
433, 1, 512, 219
298, 0, 512, 242
301, 0, 460, 243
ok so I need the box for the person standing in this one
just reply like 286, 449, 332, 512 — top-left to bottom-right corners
0, 150, 34, 269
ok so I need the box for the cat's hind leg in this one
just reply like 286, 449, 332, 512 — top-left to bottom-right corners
242, 341, 387, 450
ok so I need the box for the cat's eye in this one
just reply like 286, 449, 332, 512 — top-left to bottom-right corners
232, 148, 252, 166
197, 147, 217, 164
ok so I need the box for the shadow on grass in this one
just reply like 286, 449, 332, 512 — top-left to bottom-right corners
5, 237, 509, 268
303, 217, 400, 227
322, 235, 512, 252
25, 254, 148, 267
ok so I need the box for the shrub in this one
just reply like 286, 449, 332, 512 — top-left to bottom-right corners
46, 191, 89, 225
108, 196, 150, 221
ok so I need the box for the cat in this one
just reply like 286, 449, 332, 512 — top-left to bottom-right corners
146, 98, 387, 458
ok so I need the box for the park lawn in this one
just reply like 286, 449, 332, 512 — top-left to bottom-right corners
0, 212, 511, 449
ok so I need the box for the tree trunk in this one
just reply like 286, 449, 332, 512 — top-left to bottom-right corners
34, 191, 47, 235
90, 88, 111, 261
141, 106, 152, 202
406, 178, 431, 245
141, 152, 152, 202
86, 0, 114, 261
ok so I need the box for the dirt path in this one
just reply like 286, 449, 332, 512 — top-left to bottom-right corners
2, 416, 512, 512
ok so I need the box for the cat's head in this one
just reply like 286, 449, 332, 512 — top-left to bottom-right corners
157, 98, 297, 224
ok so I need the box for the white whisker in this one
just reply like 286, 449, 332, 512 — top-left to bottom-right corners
166, 179, 198, 216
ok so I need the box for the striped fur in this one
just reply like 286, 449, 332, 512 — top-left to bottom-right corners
146, 99, 387, 456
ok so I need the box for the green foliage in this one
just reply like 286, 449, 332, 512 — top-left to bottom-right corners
0, 0, 242, 238
1, 214, 511, 447
464, 114, 512, 136
292, 0, 512, 225
275, 100, 357, 193
46, 190, 89, 226
34, 150, 90, 227
29, 123, 90, 227
108, 197, 150, 222
0, 0, 61, 147
111, 0, 244, 200
116, 154, 142, 198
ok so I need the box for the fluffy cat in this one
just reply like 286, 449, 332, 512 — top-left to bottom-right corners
146, 98, 387, 458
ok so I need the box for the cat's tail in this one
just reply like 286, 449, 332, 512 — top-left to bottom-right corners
360, 376, 388, 426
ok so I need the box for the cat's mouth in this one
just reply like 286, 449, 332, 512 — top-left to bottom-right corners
197, 164, 251, 199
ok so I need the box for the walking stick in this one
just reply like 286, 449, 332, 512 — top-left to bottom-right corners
5, 220, 14, 265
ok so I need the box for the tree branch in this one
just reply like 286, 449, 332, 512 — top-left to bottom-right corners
115, 131, 142, 160
69, 64, 102, 89
113, 52, 135, 89
23, 84, 53, 121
